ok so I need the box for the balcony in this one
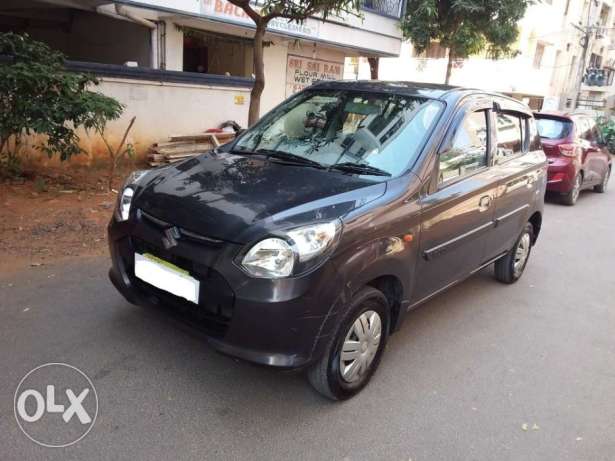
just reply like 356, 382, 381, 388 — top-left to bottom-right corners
580, 66, 614, 92
361, 0, 405, 18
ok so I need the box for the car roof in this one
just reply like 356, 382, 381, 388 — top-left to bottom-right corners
310, 80, 460, 98
309, 80, 529, 110
535, 110, 595, 121
534, 111, 573, 120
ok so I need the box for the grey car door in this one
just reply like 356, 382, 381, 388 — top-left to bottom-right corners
412, 100, 498, 304
486, 107, 546, 259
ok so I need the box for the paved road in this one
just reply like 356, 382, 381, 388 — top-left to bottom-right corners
1, 188, 614, 461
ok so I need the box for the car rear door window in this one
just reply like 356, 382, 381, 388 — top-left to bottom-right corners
573, 117, 590, 141
586, 118, 600, 143
496, 112, 525, 162
439, 110, 488, 183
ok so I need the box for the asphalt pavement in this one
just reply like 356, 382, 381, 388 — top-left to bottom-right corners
1, 188, 614, 461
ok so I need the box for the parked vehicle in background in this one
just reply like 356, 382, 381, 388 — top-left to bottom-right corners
109, 82, 547, 400
534, 112, 612, 205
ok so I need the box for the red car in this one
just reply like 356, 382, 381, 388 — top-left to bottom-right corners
534, 112, 612, 205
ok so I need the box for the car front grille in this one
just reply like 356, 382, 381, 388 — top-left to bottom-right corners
116, 212, 236, 338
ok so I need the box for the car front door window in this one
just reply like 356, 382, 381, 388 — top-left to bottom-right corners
439, 110, 488, 184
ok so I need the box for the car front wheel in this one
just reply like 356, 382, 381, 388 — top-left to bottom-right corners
307, 286, 389, 401
494, 223, 534, 284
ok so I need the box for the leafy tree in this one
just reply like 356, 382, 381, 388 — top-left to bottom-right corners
226, 0, 362, 126
0, 33, 123, 173
597, 116, 615, 154
401, 0, 532, 84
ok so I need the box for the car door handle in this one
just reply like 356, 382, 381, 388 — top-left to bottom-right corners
478, 195, 492, 212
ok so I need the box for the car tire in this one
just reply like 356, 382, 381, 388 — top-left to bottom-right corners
562, 173, 582, 206
494, 223, 534, 284
307, 286, 389, 401
594, 168, 610, 193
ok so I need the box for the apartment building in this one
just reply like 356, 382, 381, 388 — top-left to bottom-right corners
349, 0, 615, 113
0, 0, 406, 156
574, 0, 615, 111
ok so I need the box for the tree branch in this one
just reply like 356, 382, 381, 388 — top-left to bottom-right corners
114, 116, 136, 159
227, 0, 263, 24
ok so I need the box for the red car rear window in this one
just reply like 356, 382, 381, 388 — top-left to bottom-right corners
535, 117, 572, 140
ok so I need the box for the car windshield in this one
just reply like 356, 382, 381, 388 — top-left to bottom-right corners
535, 117, 572, 140
233, 89, 444, 177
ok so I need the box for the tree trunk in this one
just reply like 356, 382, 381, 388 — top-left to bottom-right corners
367, 57, 379, 80
248, 22, 266, 127
445, 50, 454, 84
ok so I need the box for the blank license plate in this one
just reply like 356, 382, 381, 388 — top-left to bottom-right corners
134, 253, 200, 304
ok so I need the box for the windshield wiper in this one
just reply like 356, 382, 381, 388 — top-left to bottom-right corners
231, 148, 325, 169
258, 149, 326, 168
328, 162, 392, 177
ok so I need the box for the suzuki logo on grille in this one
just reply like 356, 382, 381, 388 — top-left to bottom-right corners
162, 227, 180, 249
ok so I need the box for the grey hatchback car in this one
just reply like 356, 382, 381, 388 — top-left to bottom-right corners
109, 81, 547, 400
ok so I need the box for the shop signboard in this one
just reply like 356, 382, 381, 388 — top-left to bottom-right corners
200, 0, 320, 39
285, 55, 344, 96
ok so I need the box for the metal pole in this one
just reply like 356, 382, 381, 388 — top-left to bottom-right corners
572, 1, 595, 109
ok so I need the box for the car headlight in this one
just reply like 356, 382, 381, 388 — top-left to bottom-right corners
241, 238, 295, 278
117, 187, 134, 221
115, 170, 148, 222
240, 220, 341, 279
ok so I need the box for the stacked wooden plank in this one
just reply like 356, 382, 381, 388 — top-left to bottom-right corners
147, 132, 236, 167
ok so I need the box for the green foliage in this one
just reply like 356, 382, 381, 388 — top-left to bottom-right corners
252, 0, 362, 22
401, 0, 532, 60
597, 116, 615, 153
0, 32, 124, 165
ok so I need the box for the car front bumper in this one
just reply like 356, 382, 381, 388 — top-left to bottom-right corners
108, 212, 345, 369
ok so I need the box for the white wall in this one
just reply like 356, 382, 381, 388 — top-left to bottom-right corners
377, 42, 555, 95
62, 78, 251, 161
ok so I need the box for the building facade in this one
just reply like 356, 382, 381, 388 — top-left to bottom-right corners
349, 0, 615, 113
1, 0, 405, 157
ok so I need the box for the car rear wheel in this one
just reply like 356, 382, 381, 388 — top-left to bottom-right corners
494, 223, 534, 284
594, 168, 610, 193
307, 286, 389, 401
562, 173, 582, 206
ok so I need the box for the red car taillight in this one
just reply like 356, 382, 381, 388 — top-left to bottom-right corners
558, 144, 577, 157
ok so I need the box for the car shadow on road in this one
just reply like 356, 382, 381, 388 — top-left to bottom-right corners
544, 188, 604, 206
102, 265, 504, 414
